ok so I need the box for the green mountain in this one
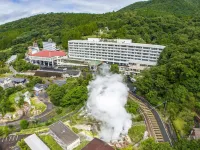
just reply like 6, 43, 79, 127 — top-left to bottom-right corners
120, 0, 200, 16
1, 0, 200, 55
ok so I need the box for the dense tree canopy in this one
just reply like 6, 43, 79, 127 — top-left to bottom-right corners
125, 100, 139, 115
26, 76, 43, 88
20, 120, 29, 129
0, 86, 24, 114
139, 138, 200, 150
12, 58, 39, 72
47, 84, 66, 106
135, 40, 200, 135
47, 74, 92, 107
139, 138, 172, 150
120, 0, 200, 16
173, 139, 200, 150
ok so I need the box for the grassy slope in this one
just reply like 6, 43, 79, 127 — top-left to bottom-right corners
39, 135, 63, 150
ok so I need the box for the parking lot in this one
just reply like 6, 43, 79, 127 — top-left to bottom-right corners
0, 135, 19, 143
0, 135, 29, 150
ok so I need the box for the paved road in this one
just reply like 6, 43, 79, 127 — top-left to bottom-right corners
0, 102, 54, 127
129, 93, 171, 144
9, 66, 17, 76
0, 134, 30, 150
126, 77, 171, 144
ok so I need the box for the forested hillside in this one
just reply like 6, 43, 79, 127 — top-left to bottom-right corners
0, 0, 200, 137
0, 13, 100, 49
120, 0, 200, 16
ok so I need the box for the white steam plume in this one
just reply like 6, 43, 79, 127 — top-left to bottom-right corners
87, 64, 132, 142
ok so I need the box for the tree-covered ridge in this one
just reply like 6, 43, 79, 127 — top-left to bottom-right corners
1, 2, 200, 53
119, 0, 200, 16
0, 13, 101, 50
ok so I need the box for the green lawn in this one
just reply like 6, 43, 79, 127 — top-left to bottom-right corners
74, 141, 89, 150
16, 126, 49, 135
0, 73, 13, 77
128, 125, 146, 144
39, 135, 63, 150
17, 135, 62, 150
17, 139, 31, 150
31, 98, 47, 114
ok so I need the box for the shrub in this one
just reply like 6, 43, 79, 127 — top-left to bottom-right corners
20, 120, 29, 129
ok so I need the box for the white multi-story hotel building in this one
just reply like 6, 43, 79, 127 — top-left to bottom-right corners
68, 38, 165, 74
43, 39, 57, 51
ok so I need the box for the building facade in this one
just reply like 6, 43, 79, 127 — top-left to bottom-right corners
43, 39, 57, 51
28, 42, 40, 54
68, 38, 165, 74
28, 50, 66, 67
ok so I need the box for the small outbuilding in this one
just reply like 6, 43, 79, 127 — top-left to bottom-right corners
49, 121, 80, 150
33, 83, 48, 96
24, 134, 50, 150
34, 84, 48, 91
12, 78, 26, 84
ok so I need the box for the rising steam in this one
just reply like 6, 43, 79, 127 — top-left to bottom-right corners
87, 64, 132, 142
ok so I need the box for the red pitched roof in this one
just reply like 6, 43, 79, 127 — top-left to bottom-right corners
82, 138, 114, 150
30, 50, 66, 58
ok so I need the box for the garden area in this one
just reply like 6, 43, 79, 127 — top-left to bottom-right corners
30, 98, 47, 116
39, 135, 63, 150
0, 89, 47, 123
16, 126, 49, 135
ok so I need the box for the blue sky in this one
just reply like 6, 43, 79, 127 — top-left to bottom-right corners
0, 0, 146, 25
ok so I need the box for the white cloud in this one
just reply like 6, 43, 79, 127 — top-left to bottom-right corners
0, 0, 146, 25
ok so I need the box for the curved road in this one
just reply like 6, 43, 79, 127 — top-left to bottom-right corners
129, 92, 171, 145
0, 102, 54, 127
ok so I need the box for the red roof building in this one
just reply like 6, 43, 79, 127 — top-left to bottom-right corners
82, 138, 114, 150
30, 50, 66, 58
28, 50, 67, 67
